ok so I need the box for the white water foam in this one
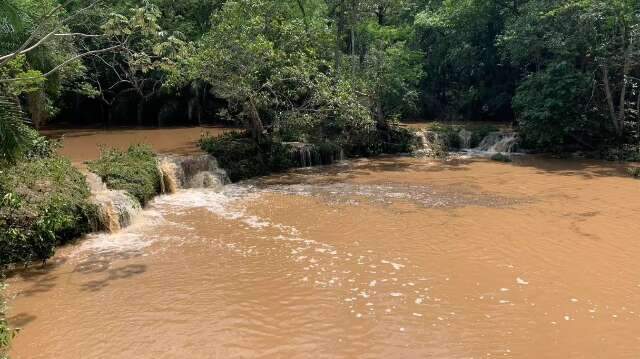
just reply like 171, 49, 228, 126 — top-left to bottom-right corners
75, 209, 167, 255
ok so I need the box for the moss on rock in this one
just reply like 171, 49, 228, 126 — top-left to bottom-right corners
88, 145, 162, 205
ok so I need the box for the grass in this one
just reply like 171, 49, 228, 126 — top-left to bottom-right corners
0, 157, 97, 267
0, 281, 11, 357
88, 145, 162, 205
627, 167, 640, 178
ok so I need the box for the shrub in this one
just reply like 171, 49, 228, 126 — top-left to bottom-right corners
200, 132, 281, 181
627, 167, 640, 178
88, 145, 162, 205
601, 145, 640, 162
513, 62, 597, 152
0, 119, 58, 166
201, 124, 416, 181
429, 123, 461, 150
0, 157, 96, 266
0, 281, 12, 357
269, 141, 296, 172
381, 125, 419, 153
491, 153, 512, 162
341, 124, 418, 157
340, 126, 382, 157
318, 141, 344, 164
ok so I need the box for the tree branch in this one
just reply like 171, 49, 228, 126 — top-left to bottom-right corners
42, 45, 122, 78
0, 0, 102, 67
53, 32, 103, 38
0, 45, 122, 83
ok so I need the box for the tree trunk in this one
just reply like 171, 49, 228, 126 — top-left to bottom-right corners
601, 64, 620, 136
25, 91, 47, 129
335, 2, 344, 77
247, 96, 264, 142
636, 90, 640, 141
375, 99, 384, 125
376, 5, 385, 25
107, 106, 113, 128
296, 0, 309, 33
618, 36, 634, 137
350, 27, 356, 75
136, 100, 144, 127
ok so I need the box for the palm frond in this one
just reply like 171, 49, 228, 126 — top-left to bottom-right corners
0, 94, 30, 164
0, 1, 27, 55
0, 1, 24, 32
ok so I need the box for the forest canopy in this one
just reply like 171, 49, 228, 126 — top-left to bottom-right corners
1, 0, 639, 156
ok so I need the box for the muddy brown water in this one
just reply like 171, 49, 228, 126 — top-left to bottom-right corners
42, 126, 234, 164
5, 137, 640, 358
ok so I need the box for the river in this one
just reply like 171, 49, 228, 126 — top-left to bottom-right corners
5, 129, 640, 358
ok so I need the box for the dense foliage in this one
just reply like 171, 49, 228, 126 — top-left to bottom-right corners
0, 144, 96, 267
2, 0, 640, 154
1, 0, 640, 353
87, 145, 162, 205
0, 281, 10, 358
200, 132, 294, 181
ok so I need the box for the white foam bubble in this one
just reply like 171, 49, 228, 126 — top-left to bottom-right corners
381, 260, 405, 270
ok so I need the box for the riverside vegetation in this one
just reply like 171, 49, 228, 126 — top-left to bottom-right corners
2, 0, 640, 354
2, 0, 640, 156
0, 127, 163, 354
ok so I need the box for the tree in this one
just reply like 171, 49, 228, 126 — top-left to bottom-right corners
96, 2, 187, 126
184, 0, 326, 139
500, 0, 640, 148
415, 0, 515, 120
357, 20, 422, 124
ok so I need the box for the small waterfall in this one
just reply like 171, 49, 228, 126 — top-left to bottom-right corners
157, 154, 230, 193
85, 154, 229, 233
158, 160, 180, 193
286, 142, 344, 168
458, 129, 473, 149
85, 172, 142, 233
414, 131, 448, 157
477, 132, 518, 153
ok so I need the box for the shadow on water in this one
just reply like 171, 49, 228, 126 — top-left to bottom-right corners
72, 251, 148, 292
6, 250, 148, 300
8, 313, 37, 328
510, 155, 634, 179
80, 264, 147, 292
345, 154, 632, 180
6, 258, 69, 297
73, 250, 145, 276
